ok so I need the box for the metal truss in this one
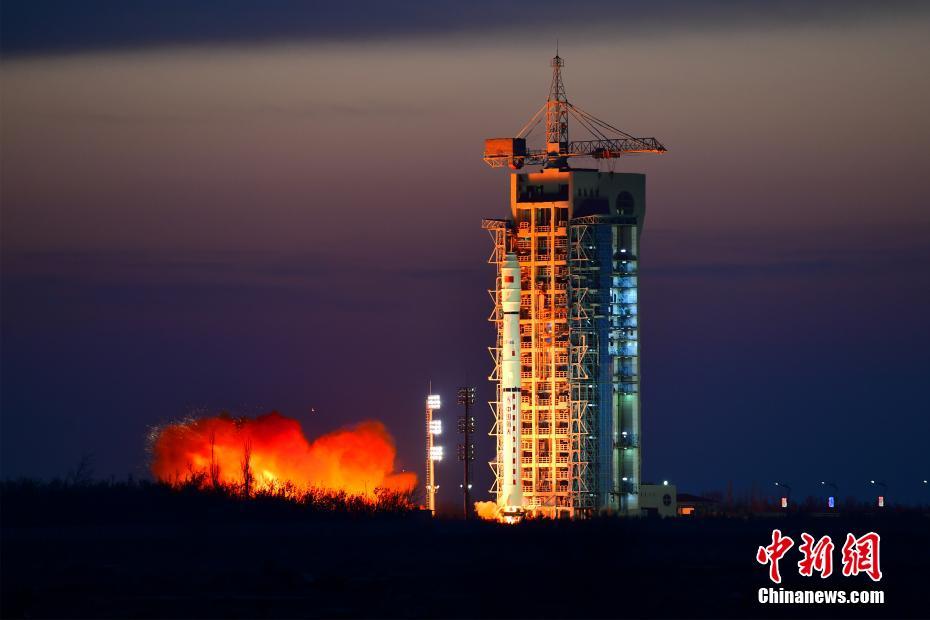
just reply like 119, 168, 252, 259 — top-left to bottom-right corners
482, 220, 509, 500
568, 223, 598, 513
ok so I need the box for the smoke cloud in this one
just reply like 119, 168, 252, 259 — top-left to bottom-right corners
474, 500, 499, 521
150, 412, 416, 496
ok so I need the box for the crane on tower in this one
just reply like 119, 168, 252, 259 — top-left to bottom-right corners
483, 54, 666, 170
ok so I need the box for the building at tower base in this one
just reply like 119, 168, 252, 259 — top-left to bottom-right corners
485, 166, 645, 518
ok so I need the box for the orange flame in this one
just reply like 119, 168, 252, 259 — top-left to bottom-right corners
150, 412, 416, 496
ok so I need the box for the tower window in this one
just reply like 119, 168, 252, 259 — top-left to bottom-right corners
617, 191, 635, 215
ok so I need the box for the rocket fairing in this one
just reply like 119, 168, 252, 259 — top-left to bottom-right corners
499, 252, 524, 512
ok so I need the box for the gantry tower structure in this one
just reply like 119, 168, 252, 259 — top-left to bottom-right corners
483, 54, 665, 517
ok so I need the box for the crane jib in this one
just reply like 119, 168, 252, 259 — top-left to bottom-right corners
482, 54, 666, 169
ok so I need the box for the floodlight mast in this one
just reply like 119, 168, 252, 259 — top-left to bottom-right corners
483, 54, 667, 170
425, 392, 442, 516
457, 386, 477, 519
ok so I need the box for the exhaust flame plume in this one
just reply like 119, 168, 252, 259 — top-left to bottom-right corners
150, 412, 416, 497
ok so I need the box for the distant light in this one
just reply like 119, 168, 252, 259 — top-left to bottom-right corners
427, 395, 441, 409
429, 420, 442, 435
662, 480, 668, 486
622, 476, 628, 481
877, 495, 884, 507
467, 484, 472, 489
429, 446, 444, 461
870, 480, 875, 484
828, 496, 835, 509
781, 497, 788, 509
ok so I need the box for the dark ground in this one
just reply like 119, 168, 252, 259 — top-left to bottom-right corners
2, 482, 927, 619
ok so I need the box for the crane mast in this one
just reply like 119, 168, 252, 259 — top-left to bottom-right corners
483, 54, 666, 170
546, 54, 569, 162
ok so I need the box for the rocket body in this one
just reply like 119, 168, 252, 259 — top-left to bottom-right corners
499, 253, 523, 511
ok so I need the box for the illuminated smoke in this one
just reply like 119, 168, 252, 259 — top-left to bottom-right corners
150, 412, 416, 497
474, 501, 500, 521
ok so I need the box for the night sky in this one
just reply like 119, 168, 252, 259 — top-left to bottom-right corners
2, 1, 929, 507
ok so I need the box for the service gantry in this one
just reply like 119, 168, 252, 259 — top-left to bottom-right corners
483, 54, 665, 518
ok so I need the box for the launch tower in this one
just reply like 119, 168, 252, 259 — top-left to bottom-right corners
483, 54, 665, 517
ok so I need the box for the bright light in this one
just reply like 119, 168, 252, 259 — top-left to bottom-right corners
870, 480, 875, 484
621, 476, 628, 481
429, 419, 442, 435
877, 495, 884, 507
662, 480, 668, 486
430, 446, 443, 461
828, 496, 835, 508
781, 497, 788, 508
427, 395, 441, 410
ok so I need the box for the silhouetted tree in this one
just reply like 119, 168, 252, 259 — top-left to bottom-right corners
209, 431, 221, 489
67, 454, 95, 486
240, 439, 253, 497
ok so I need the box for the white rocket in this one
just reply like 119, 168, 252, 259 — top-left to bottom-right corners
499, 252, 523, 514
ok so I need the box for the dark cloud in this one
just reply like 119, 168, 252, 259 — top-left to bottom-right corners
647, 245, 930, 279
2, 249, 383, 288
29, 101, 432, 126
2, 0, 926, 56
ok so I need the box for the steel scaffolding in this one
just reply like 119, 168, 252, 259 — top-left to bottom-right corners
569, 214, 642, 512
483, 218, 509, 502
567, 222, 598, 514
485, 204, 576, 515
485, 174, 645, 518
